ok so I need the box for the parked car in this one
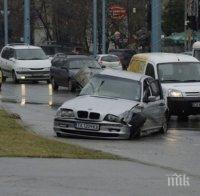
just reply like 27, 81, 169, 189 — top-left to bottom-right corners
128, 53, 200, 119
109, 49, 136, 70
0, 43, 51, 83
50, 55, 102, 91
95, 54, 122, 70
54, 69, 167, 139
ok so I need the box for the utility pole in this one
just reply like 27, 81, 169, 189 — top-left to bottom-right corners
102, 0, 106, 54
151, 0, 161, 52
184, 0, 188, 51
93, 0, 97, 56
24, 0, 30, 44
3, 0, 8, 45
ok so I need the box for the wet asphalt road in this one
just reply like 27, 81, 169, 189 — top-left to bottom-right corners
0, 81, 200, 195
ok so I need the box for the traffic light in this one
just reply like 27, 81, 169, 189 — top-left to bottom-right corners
187, 16, 197, 31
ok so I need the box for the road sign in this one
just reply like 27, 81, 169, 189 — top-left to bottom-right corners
109, 5, 127, 20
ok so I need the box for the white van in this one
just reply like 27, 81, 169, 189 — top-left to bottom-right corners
128, 53, 200, 119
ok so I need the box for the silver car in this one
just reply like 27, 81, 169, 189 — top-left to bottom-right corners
54, 69, 168, 139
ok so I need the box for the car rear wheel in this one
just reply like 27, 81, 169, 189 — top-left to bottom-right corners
12, 70, 19, 84
51, 77, 58, 91
68, 80, 76, 92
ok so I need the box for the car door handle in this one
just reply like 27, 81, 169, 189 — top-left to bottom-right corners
159, 103, 165, 106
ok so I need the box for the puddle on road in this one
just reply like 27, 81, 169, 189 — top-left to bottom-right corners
0, 82, 77, 108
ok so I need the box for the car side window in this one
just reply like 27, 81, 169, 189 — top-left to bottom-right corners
8, 49, 15, 59
145, 63, 155, 79
148, 78, 161, 99
143, 79, 151, 102
1, 48, 9, 59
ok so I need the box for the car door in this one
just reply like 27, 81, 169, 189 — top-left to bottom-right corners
141, 78, 164, 132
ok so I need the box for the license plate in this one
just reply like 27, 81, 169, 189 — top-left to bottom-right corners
75, 122, 99, 131
192, 102, 200, 107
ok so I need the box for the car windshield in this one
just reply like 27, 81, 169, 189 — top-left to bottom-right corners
80, 75, 141, 101
69, 59, 101, 69
101, 55, 119, 62
157, 62, 200, 83
16, 49, 48, 60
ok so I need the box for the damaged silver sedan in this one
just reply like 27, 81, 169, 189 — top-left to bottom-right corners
54, 69, 168, 139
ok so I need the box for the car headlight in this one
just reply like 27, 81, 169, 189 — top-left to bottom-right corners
56, 109, 74, 118
104, 114, 121, 123
168, 89, 183, 97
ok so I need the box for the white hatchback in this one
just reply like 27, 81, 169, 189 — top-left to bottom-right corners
0, 44, 51, 83
96, 54, 122, 70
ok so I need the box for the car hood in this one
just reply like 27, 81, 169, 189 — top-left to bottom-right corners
162, 82, 200, 96
16, 59, 51, 68
61, 95, 139, 117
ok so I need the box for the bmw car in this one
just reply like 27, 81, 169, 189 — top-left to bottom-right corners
54, 69, 168, 139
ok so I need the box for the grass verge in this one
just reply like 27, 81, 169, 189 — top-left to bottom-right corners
0, 109, 120, 159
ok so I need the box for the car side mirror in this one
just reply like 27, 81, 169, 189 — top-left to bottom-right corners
148, 96, 156, 102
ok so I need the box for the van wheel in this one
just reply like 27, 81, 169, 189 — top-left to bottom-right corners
12, 71, 19, 84
177, 115, 188, 122
51, 77, 58, 91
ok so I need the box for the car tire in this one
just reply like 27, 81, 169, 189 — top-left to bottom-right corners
56, 132, 62, 137
68, 80, 76, 92
129, 128, 141, 140
12, 70, 19, 84
160, 119, 168, 134
51, 77, 58, 91
2, 76, 6, 82
177, 115, 188, 122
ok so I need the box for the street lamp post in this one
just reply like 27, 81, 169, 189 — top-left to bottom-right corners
102, 0, 106, 54
4, 0, 8, 45
151, 0, 161, 52
24, 0, 30, 44
93, 0, 97, 56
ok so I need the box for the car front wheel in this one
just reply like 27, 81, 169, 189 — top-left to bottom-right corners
12, 71, 19, 84
51, 77, 58, 91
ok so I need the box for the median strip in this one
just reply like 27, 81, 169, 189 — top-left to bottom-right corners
0, 109, 120, 159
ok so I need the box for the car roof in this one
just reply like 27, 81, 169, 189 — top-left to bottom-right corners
98, 69, 147, 81
133, 53, 199, 64
6, 44, 41, 50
